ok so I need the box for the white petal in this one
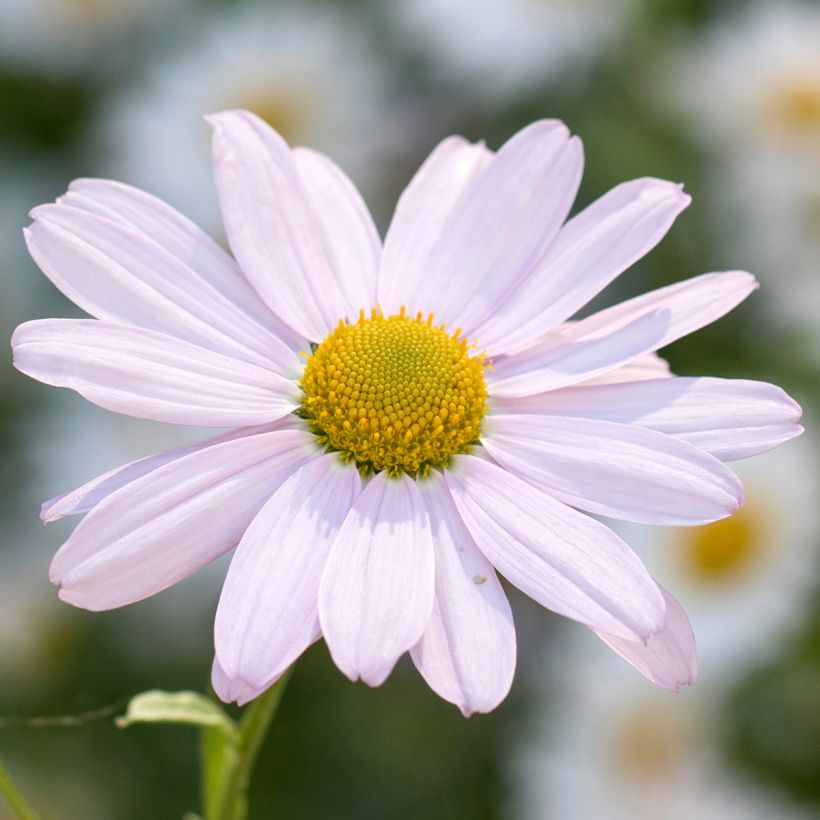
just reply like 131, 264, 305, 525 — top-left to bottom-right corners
215, 455, 361, 692
581, 351, 671, 385
12, 319, 298, 426
411, 473, 516, 716
489, 271, 757, 396
476, 178, 690, 355
209, 110, 370, 341
40, 419, 298, 523
318, 472, 435, 686
292, 147, 380, 311
378, 136, 492, 317
211, 656, 274, 707
491, 377, 804, 461
51, 180, 306, 374
445, 455, 665, 641
487, 309, 670, 397
51, 429, 319, 610
51, 179, 305, 363
483, 414, 744, 525
594, 585, 698, 691
430, 121, 583, 333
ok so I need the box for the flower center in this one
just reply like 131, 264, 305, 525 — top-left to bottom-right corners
676, 500, 768, 583
299, 308, 488, 477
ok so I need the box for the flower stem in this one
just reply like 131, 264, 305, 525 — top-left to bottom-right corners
0, 761, 39, 820
207, 669, 292, 820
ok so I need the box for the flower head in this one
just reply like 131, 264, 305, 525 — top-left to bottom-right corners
12, 110, 803, 715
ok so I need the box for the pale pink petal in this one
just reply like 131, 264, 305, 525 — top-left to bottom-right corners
215, 455, 361, 693
292, 147, 380, 309
378, 136, 492, 317
26, 205, 299, 377
318, 472, 435, 686
411, 473, 516, 716
50, 429, 319, 610
594, 585, 698, 691
446, 455, 665, 641
54, 178, 305, 355
581, 351, 671, 385
572, 269, 757, 343
489, 271, 757, 397
475, 178, 690, 355
40, 419, 299, 523
492, 377, 803, 461
12, 319, 298, 426
487, 310, 670, 397
208, 110, 369, 341
211, 656, 275, 707
483, 414, 743, 525
425, 121, 584, 333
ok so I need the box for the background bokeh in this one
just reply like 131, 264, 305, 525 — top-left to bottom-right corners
1, 0, 819, 817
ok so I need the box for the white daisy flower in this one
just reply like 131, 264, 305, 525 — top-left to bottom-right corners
12, 110, 802, 715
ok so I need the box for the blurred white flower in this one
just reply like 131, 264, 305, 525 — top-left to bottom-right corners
515, 650, 814, 820
0, 0, 159, 73
395, 0, 636, 98
99, 1, 401, 232
606, 437, 819, 678
662, 1, 820, 343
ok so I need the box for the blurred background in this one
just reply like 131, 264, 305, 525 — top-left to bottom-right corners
1, 0, 818, 817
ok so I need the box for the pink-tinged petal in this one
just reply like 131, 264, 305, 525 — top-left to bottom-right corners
483, 415, 743, 525
491, 377, 804, 461
59, 179, 302, 340
573, 269, 757, 344
215, 455, 361, 693
12, 319, 298, 427
318, 472, 435, 687
40, 418, 299, 523
487, 310, 670, 398
594, 585, 697, 691
430, 122, 584, 333
51, 429, 319, 610
53, 178, 305, 358
292, 147, 380, 309
26, 207, 299, 378
378, 136, 492, 317
476, 178, 690, 355
446, 455, 665, 641
581, 351, 671, 385
211, 656, 275, 707
208, 110, 369, 341
411, 474, 516, 716
489, 271, 757, 397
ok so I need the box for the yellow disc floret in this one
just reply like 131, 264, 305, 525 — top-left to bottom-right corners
300, 308, 489, 477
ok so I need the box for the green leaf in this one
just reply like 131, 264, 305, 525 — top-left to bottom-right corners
115, 691, 238, 740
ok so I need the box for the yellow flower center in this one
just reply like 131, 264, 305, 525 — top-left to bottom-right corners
299, 308, 488, 477
676, 501, 769, 583
771, 79, 820, 133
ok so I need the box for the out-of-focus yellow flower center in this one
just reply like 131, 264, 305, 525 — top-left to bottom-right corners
677, 503, 767, 582
772, 80, 820, 132
300, 308, 488, 477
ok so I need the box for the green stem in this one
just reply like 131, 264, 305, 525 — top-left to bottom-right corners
210, 669, 292, 820
0, 761, 40, 820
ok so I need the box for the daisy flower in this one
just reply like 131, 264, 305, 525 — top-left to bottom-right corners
12, 111, 803, 715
